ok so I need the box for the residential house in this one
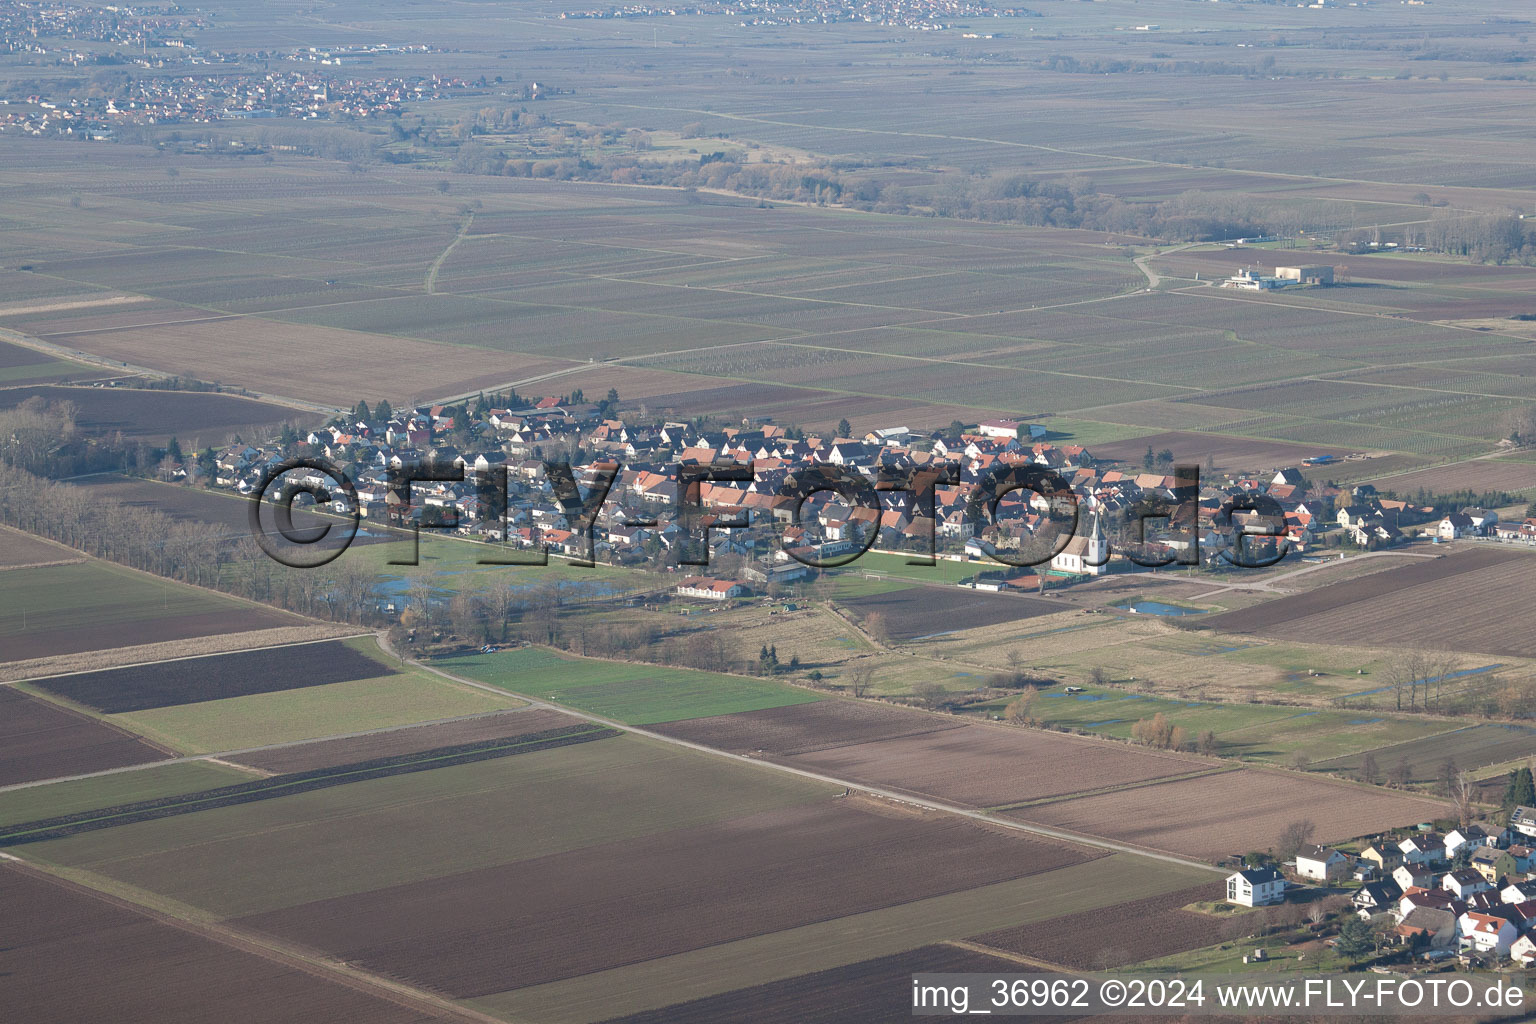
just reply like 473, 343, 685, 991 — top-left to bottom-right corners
1359, 841, 1402, 873
1510, 806, 1536, 840
1442, 869, 1493, 900
1226, 867, 1285, 907
1394, 865, 1437, 892
1352, 880, 1402, 919
1446, 826, 1496, 860
1295, 845, 1349, 883
1459, 911, 1519, 957
1463, 508, 1498, 533
1510, 932, 1536, 966
1399, 835, 1442, 867
1438, 513, 1474, 540
1468, 847, 1517, 885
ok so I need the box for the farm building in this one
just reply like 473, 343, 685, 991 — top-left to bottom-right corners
976, 419, 1046, 440
1226, 867, 1285, 907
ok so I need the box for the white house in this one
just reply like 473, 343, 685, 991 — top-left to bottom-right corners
1399, 835, 1442, 866
1459, 912, 1519, 957
1394, 865, 1436, 891
1442, 869, 1492, 900
1295, 845, 1349, 882
1511, 932, 1536, 966
1227, 867, 1285, 907
1438, 513, 1474, 540
1510, 806, 1536, 840
1502, 880, 1536, 905
1445, 826, 1497, 859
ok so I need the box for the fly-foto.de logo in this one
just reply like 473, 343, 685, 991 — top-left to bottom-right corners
248, 455, 1288, 572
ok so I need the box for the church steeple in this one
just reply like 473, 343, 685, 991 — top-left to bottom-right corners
1085, 506, 1108, 571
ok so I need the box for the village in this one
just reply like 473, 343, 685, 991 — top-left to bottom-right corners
193, 392, 1529, 599
1227, 795, 1536, 969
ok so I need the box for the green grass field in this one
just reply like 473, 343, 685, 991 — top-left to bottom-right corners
24, 734, 835, 918
986, 686, 1450, 765
105, 667, 521, 754
0, 761, 248, 828
0, 358, 83, 383
830, 551, 980, 585
0, 560, 255, 640
439, 646, 825, 725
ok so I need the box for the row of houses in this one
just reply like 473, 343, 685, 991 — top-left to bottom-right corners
1230, 811, 1536, 963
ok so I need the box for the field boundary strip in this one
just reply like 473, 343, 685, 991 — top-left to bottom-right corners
0, 725, 618, 846
983, 764, 1240, 814
0, 706, 554, 795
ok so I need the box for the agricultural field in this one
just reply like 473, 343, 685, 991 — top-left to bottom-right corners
972, 883, 1245, 971
0, 686, 170, 786
4, 144, 1529, 449
0, 760, 248, 829
597, 944, 1054, 1024
0, 724, 617, 847
0, 385, 308, 443
650, 699, 965, 756
1368, 454, 1536, 499
1006, 769, 1449, 860
0, 866, 454, 1024
34, 637, 404, 714
0, 335, 94, 385
0, 557, 305, 663
16, 735, 839, 917
1087, 430, 1356, 475
1312, 723, 1536, 783
233, 801, 1095, 997
229, 707, 581, 774
439, 645, 825, 725
749, 719, 1215, 809
6, 714, 1214, 1023
483, 853, 1209, 1024
1002, 686, 1452, 766
1200, 546, 1536, 658
0, 525, 78, 568
838, 585, 1063, 641
93, 640, 521, 754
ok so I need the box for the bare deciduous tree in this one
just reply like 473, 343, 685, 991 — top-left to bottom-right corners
847, 661, 875, 698
1277, 819, 1317, 860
